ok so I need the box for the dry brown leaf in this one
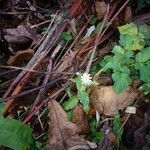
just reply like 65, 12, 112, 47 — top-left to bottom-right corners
72, 104, 90, 134
90, 86, 139, 116
6, 25, 35, 40
47, 100, 96, 150
7, 49, 34, 66
95, 1, 107, 20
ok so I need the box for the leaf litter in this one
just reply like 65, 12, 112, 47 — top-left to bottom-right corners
0, 0, 150, 149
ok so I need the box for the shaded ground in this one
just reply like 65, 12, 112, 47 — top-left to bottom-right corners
0, 0, 150, 149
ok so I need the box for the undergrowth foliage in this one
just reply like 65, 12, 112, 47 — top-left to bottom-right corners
0, 103, 33, 150
0, 21, 149, 149
100, 23, 150, 93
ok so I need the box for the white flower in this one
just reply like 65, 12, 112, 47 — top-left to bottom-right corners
125, 106, 136, 114
81, 73, 92, 86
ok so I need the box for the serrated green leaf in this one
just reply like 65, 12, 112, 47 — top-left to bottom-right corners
118, 23, 145, 51
0, 118, 33, 150
61, 32, 73, 41
119, 34, 144, 51
113, 114, 123, 142
139, 24, 150, 40
72, 76, 86, 91
105, 59, 122, 72
63, 97, 78, 110
72, 76, 90, 112
112, 45, 125, 54
121, 51, 134, 65
99, 55, 112, 68
112, 72, 131, 93
120, 66, 130, 74
136, 47, 150, 63
118, 23, 138, 36
119, 34, 134, 50
78, 91, 90, 112
134, 62, 150, 83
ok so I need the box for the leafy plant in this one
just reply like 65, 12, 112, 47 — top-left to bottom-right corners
33, 133, 47, 150
89, 117, 104, 143
63, 73, 98, 113
63, 88, 79, 111
113, 114, 123, 142
61, 32, 73, 41
98, 23, 150, 93
0, 102, 33, 150
63, 75, 90, 112
0, 119, 33, 150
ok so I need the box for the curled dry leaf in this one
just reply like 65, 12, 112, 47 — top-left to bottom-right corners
47, 100, 96, 150
89, 86, 139, 116
72, 104, 90, 134
6, 25, 35, 40
95, 1, 107, 20
7, 49, 34, 66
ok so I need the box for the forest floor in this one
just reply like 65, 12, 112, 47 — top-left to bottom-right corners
0, 0, 150, 149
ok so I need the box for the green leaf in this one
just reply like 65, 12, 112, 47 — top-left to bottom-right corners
89, 118, 104, 143
78, 91, 90, 112
118, 23, 145, 51
113, 114, 123, 142
136, 47, 150, 63
120, 66, 130, 74
119, 34, 144, 51
63, 97, 79, 110
89, 16, 98, 25
67, 110, 73, 121
139, 24, 150, 40
72, 76, 90, 112
0, 102, 5, 118
102, 59, 121, 72
134, 61, 150, 83
0, 118, 33, 150
99, 55, 112, 68
118, 23, 138, 36
72, 76, 86, 91
112, 72, 131, 93
61, 32, 73, 41
65, 87, 73, 98
94, 22, 102, 34
112, 45, 125, 55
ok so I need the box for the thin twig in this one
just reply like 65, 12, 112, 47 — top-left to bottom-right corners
0, 65, 75, 75
23, 84, 70, 123
0, 77, 64, 102
85, 4, 110, 73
